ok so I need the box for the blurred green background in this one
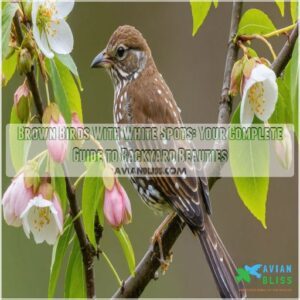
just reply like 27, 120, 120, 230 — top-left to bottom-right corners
2, 2, 298, 298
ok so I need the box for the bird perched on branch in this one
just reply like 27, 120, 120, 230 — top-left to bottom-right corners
91, 25, 246, 298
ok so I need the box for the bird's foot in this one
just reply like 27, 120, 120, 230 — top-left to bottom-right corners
150, 213, 177, 273
160, 251, 173, 275
151, 230, 173, 274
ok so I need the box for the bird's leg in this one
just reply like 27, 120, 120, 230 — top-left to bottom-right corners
151, 212, 176, 273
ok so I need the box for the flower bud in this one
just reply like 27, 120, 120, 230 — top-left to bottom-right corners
22, 35, 36, 56
103, 164, 115, 191
23, 1, 32, 22
23, 161, 40, 193
44, 104, 68, 163
104, 180, 132, 229
38, 181, 54, 200
71, 112, 84, 146
18, 48, 33, 74
242, 57, 257, 79
230, 58, 244, 97
14, 81, 31, 123
71, 112, 83, 131
2, 172, 34, 227
275, 126, 293, 170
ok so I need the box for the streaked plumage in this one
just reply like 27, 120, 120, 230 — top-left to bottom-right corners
91, 25, 246, 299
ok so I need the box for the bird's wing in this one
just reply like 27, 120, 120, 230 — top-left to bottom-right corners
126, 75, 211, 228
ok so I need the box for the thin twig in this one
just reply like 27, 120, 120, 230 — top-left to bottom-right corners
13, 11, 96, 299
112, 2, 244, 298
238, 34, 277, 60
271, 21, 299, 77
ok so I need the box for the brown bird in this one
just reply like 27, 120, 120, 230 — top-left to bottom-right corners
91, 25, 246, 298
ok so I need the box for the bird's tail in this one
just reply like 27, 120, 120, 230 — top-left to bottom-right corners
195, 217, 246, 299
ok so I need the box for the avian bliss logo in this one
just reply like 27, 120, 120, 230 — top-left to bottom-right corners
236, 263, 293, 286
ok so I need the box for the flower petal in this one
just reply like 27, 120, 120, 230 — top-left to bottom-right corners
20, 196, 61, 245
31, 1, 41, 26
47, 19, 73, 55
21, 210, 31, 238
251, 64, 276, 82
41, 212, 60, 245
240, 88, 255, 128
27, 207, 45, 244
33, 25, 54, 58
54, 0, 75, 18
104, 186, 124, 228
52, 194, 63, 232
255, 78, 278, 121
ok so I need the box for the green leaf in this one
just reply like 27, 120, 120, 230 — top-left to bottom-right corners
2, 3, 18, 58
229, 106, 269, 228
238, 9, 276, 35
64, 237, 86, 298
48, 217, 73, 298
9, 109, 30, 172
269, 78, 293, 124
46, 59, 71, 122
288, 39, 299, 136
247, 47, 258, 58
290, 1, 298, 23
56, 54, 83, 91
213, 0, 218, 8
2, 50, 18, 86
275, 0, 285, 17
114, 227, 136, 276
97, 186, 105, 227
82, 162, 104, 248
190, 1, 212, 36
275, 40, 299, 136
54, 57, 83, 121
50, 161, 68, 213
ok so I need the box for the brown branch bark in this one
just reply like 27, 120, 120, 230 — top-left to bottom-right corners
271, 21, 299, 77
13, 11, 96, 299
112, 1, 243, 298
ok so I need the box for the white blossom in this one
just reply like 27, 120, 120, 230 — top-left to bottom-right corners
20, 195, 63, 245
240, 64, 278, 127
32, 0, 74, 58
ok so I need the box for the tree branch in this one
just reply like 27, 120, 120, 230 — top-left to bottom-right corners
112, 2, 243, 298
271, 21, 299, 77
13, 11, 96, 299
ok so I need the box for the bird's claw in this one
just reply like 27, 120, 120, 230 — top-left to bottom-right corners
151, 231, 171, 273
159, 252, 173, 274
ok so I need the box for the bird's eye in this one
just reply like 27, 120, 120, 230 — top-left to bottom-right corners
116, 46, 126, 59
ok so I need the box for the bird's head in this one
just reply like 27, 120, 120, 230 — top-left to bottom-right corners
91, 25, 151, 82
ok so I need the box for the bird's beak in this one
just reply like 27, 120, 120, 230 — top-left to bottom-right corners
91, 50, 111, 68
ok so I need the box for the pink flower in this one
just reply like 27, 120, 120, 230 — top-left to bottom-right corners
2, 173, 34, 227
104, 180, 132, 229
13, 81, 31, 122
20, 193, 64, 245
71, 112, 85, 145
14, 82, 31, 106
46, 114, 68, 163
71, 112, 83, 131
